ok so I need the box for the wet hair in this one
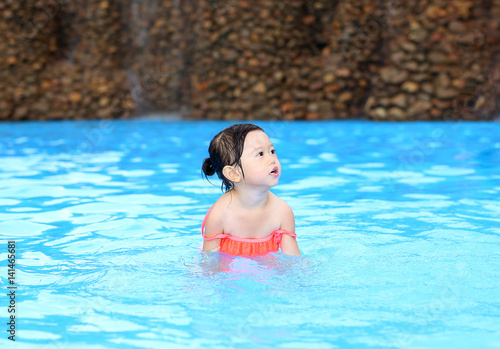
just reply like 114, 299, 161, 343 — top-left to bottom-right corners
202, 123, 264, 192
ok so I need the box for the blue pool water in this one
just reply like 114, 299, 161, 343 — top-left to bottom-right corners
1, 120, 499, 348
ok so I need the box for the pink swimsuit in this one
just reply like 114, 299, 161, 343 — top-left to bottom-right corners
201, 207, 297, 257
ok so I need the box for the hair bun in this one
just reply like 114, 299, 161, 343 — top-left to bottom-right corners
202, 158, 215, 176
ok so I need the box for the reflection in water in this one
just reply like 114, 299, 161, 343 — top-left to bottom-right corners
196, 250, 308, 278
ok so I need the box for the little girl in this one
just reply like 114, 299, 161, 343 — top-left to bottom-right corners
201, 123, 301, 257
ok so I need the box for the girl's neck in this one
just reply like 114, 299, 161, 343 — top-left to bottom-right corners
231, 186, 269, 209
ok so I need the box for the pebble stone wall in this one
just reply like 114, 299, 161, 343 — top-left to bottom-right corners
1, 0, 499, 121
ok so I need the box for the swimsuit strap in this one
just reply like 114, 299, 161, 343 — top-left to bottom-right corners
201, 206, 297, 243
270, 229, 297, 244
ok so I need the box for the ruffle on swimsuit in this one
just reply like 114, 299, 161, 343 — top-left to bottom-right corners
201, 206, 297, 257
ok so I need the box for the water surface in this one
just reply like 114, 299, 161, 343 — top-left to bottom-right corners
0, 120, 499, 348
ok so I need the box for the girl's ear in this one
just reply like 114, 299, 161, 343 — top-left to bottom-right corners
223, 165, 241, 183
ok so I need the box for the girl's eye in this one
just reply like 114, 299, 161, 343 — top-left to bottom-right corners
271, 149, 275, 154
258, 151, 264, 156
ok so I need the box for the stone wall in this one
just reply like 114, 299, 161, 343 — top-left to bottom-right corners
1, 0, 499, 121
365, 0, 500, 120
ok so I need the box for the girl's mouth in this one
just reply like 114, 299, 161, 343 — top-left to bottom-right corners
270, 166, 279, 176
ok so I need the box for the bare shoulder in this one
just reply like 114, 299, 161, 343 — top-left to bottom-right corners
270, 193, 300, 255
204, 194, 230, 238
269, 192, 295, 231
269, 192, 293, 214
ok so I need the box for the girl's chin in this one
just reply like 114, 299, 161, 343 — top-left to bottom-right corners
238, 177, 280, 189
269, 178, 280, 187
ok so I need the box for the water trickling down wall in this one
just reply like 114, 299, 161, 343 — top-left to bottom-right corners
1, 0, 499, 121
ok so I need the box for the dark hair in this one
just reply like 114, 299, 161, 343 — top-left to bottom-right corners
202, 123, 264, 192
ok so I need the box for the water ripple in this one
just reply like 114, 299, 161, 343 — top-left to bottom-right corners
1, 121, 498, 348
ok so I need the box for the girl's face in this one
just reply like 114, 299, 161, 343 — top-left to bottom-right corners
239, 130, 281, 188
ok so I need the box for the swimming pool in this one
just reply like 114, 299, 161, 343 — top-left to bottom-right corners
1, 120, 499, 348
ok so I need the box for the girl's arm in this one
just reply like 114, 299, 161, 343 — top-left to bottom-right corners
280, 203, 301, 256
203, 238, 221, 252
202, 207, 223, 253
